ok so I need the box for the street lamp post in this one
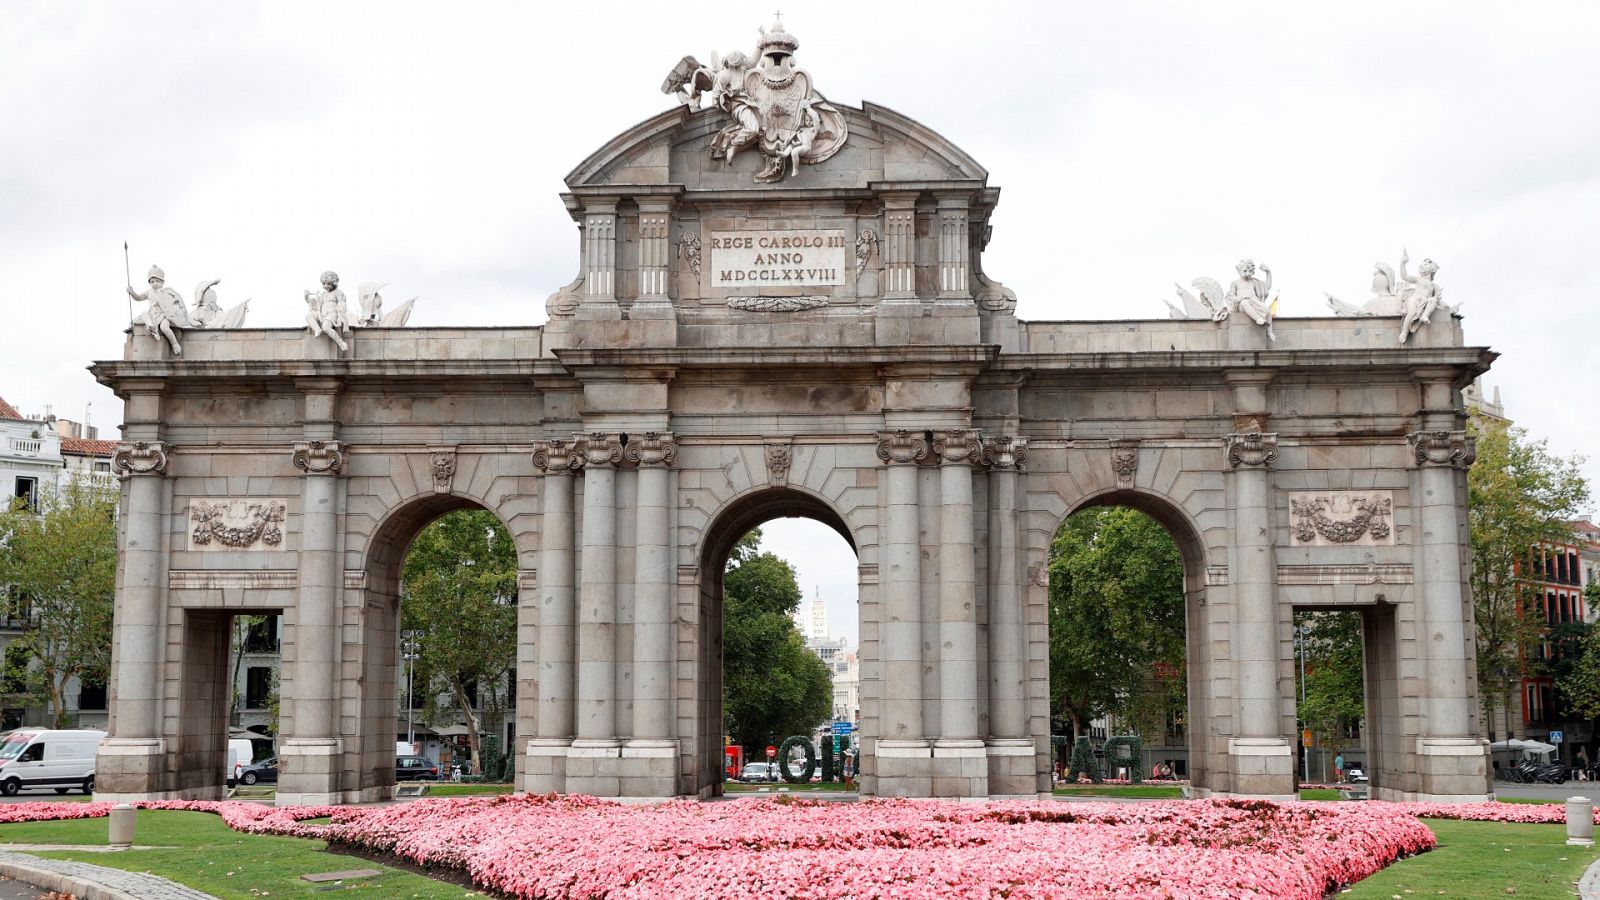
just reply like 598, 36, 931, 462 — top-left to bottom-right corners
1295, 622, 1312, 782
402, 630, 421, 748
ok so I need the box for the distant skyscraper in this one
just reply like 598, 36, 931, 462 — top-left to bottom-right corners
808, 587, 828, 641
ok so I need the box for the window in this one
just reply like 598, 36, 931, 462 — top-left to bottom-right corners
12, 476, 37, 512
243, 616, 279, 653
245, 666, 272, 709
78, 682, 107, 711
93, 460, 111, 474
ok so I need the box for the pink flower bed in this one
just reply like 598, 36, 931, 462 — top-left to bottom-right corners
0, 795, 1580, 898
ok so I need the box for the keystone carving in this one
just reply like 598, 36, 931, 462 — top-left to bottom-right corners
1289, 492, 1395, 546
625, 432, 678, 467
1111, 441, 1138, 486
1224, 432, 1279, 469
292, 440, 347, 476
579, 433, 624, 469
932, 429, 981, 465
980, 435, 1028, 470
113, 441, 169, 477
875, 429, 927, 466
764, 438, 792, 486
532, 439, 584, 475
189, 499, 287, 550
1408, 430, 1476, 468
430, 447, 457, 494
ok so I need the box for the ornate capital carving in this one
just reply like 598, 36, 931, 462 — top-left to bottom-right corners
532, 439, 584, 475
292, 440, 347, 476
1224, 432, 1278, 469
625, 432, 678, 468
932, 429, 981, 466
1110, 441, 1138, 486
113, 441, 168, 478
980, 435, 1028, 471
579, 433, 624, 469
1408, 430, 1475, 468
764, 438, 792, 486
430, 447, 457, 494
875, 429, 927, 466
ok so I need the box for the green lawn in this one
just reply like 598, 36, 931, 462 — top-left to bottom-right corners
1051, 784, 1185, 799
725, 781, 857, 793
0, 810, 481, 899
1346, 819, 1600, 899
418, 782, 515, 797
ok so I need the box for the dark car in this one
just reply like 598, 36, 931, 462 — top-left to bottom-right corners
396, 755, 440, 781
238, 757, 278, 785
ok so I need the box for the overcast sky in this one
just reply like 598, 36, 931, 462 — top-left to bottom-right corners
4, 1, 1598, 645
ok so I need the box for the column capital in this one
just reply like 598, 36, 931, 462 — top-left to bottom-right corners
578, 432, 624, 469
532, 439, 585, 475
292, 440, 347, 476
980, 435, 1028, 470
625, 431, 678, 468
1408, 430, 1476, 468
1224, 432, 1278, 469
876, 429, 927, 466
932, 429, 981, 466
113, 441, 169, 478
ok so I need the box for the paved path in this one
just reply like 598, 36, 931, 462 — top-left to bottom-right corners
0, 849, 217, 899
0, 874, 46, 900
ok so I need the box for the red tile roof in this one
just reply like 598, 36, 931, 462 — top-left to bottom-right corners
60, 437, 118, 456
0, 396, 22, 420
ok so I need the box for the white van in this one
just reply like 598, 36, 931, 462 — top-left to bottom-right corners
226, 738, 255, 787
0, 728, 105, 796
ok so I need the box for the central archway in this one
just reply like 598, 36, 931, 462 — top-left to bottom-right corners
691, 487, 859, 797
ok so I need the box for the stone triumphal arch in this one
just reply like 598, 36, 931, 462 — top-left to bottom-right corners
94, 22, 1495, 805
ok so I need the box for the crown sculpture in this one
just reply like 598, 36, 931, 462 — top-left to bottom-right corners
663, 19, 849, 184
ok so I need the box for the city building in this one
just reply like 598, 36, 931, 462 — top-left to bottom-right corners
795, 592, 860, 724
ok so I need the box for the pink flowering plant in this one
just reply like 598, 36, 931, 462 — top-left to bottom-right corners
0, 794, 1581, 898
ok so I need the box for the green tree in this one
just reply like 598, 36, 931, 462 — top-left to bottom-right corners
1556, 581, 1600, 721
0, 478, 117, 728
400, 509, 517, 774
1294, 611, 1365, 779
1047, 507, 1185, 743
722, 529, 832, 756
1469, 413, 1591, 739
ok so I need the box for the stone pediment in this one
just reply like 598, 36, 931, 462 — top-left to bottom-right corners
565, 102, 988, 191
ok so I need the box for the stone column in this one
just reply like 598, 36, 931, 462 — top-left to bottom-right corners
633, 202, 674, 319
578, 200, 620, 320
880, 193, 919, 308
982, 436, 1033, 793
528, 439, 582, 791
573, 433, 622, 749
279, 438, 346, 805
97, 440, 170, 799
626, 432, 676, 745
931, 429, 985, 796
875, 429, 930, 789
1408, 408, 1488, 800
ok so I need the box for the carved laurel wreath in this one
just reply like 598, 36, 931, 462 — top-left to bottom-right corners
1289, 496, 1392, 544
726, 296, 829, 312
191, 500, 287, 548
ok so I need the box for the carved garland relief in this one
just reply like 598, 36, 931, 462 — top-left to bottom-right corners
1287, 492, 1396, 547
189, 499, 288, 551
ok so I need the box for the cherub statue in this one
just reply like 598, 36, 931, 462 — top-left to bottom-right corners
355, 281, 417, 327
1396, 249, 1447, 343
855, 229, 879, 276
128, 264, 189, 354
708, 51, 760, 166
661, 54, 716, 109
188, 278, 251, 329
304, 270, 350, 351
1166, 278, 1229, 321
1226, 259, 1276, 341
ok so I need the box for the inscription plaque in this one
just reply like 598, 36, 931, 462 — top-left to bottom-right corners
710, 229, 847, 288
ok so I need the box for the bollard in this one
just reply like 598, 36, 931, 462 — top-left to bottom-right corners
1566, 796, 1594, 847
108, 803, 136, 849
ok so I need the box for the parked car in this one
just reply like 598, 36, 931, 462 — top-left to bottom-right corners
396, 755, 440, 781
225, 738, 255, 787
238, 757, 278, 785
0, 728, 104, 796
739, 762, 776, 783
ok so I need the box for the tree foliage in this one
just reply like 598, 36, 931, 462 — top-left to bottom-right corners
1294, 611, 1365, 773
1557, 581, 1600, 721
1468, 413, 1591, 738
1047, 507, 1186, 742
0, 478, 116, 728
400, 509, 518, 774
722, 529, 832, 755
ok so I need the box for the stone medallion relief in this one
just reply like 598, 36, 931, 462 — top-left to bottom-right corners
188, 499, 288, 551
